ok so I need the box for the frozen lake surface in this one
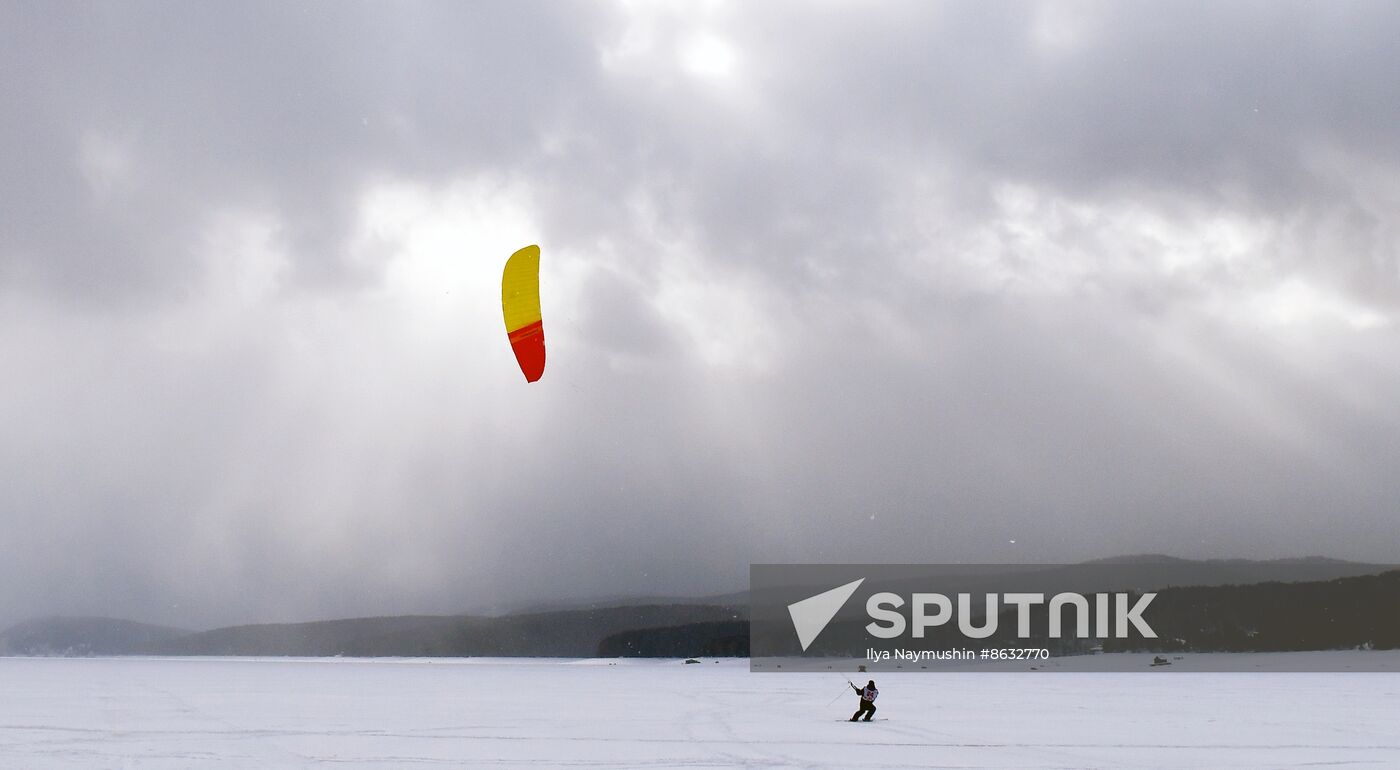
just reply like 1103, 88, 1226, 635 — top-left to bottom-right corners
2, 655, 1398, 768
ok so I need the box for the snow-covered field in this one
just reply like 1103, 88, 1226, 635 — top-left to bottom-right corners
2, 655, 1398, 769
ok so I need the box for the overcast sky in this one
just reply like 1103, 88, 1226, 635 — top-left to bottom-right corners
4, 1, 1399, 629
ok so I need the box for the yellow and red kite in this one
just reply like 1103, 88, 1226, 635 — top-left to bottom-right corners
502, 244, 545, 383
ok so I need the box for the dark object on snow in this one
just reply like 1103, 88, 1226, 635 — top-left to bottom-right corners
849, 680, 879, 722
684, 658, 700, 664
1151, 656, 1172, 666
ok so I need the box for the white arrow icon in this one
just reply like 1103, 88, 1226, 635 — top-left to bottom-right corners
787, 578, 865, 652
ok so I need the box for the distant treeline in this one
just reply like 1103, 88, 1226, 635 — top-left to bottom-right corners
7, 569, 1397, 659
597, 620, 750, 657
0, 605, 746, 658
1105, 570, 1400, 652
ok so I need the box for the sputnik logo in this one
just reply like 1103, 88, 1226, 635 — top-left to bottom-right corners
787, 578, 865, 652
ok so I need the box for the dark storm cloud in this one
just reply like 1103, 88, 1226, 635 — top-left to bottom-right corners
1, 0, 610, 303
3, 1, 1399, 629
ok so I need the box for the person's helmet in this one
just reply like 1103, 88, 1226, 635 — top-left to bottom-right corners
868, 680, 875, 687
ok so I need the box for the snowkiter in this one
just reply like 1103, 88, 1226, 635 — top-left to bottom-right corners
850, 680, 878, 721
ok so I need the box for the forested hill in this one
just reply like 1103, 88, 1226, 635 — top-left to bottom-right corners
2, 605, 744, 658
0, 617, 190, 656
